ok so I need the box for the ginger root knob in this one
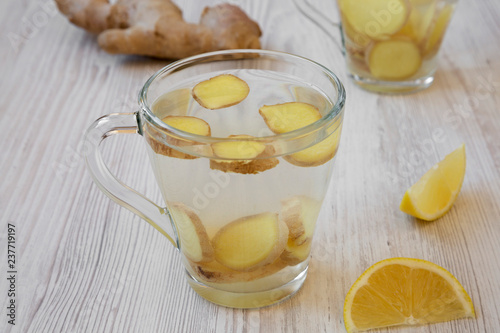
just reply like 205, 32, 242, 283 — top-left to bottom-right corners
55, 0, 262, 59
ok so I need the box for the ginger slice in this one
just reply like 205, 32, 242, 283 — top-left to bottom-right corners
339, 0, 410, 39
398, 0, 436, 43
192, 74, 250, 110
212, 212, 288, 271
259, 102, 322, 134
55, 1, 262, 59
281, 239, 312, 266
151, 88, 191, 118
169, 202, 214, 263
259, 102, 341, 167
146, 115, 211, 159
368, 39, 422, 80
212, 135, 266, 159
423, 5, 454, 56
163, 115, 211, 137
189, 258, 288, 284
280, 196, 320, 265
210, 135, 279, 174
280, 196, 321, 246
284, 127, 342, 167
342, 20, 371, 49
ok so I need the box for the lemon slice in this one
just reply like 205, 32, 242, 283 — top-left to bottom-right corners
400, 144, 466, 221
344, 257, 475, 333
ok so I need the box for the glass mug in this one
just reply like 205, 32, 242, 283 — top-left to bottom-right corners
84, 50, 346, 308
337, 0, 458, 93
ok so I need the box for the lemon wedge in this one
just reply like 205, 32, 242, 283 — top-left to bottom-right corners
400, 144, 466, 221
344, 257, 475, 333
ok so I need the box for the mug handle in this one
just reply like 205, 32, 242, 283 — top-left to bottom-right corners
83, 112, 178, 247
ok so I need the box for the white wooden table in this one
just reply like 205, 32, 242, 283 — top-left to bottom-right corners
1, 0, 500, 332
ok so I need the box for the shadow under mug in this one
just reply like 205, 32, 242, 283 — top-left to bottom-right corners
84, 49, 346, 308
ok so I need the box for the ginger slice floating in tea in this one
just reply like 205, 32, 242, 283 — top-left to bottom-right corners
284, 128, 342, 167
212, 212, 288, 271
151, 88, 192, 118
259, 102, 340, 167
423, 4, 454, 56
169, 202, 214, 263
259, 102, 321, 134
398, 0, 436, 44
368, 39, 422, 80
339, 0, 410, 40
192, 74, 250, 110
342, 19, 371, 49
147, 115, 211, 159
210, 135, 279, 174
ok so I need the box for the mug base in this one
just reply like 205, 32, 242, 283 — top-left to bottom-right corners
185, 265, 308, 309
349, 73, 435, 94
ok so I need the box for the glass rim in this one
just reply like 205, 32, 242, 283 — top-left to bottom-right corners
139, 49, 346, 143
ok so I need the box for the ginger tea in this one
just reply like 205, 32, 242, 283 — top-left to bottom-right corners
145, 69, 342, 307
339, 0, 457, 92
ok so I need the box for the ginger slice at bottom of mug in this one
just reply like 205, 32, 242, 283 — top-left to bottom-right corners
211, 212, 288, 271
147, 115, 211, 159
280, 196, 320, 265
169, 202, 214, 263
192, 74, 250, 110
210, 135, 279, 174
280, 238, 312, 266
280, 195, 321, 246
189, 258, 288, 284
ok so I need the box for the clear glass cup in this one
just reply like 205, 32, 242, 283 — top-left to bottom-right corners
84, 49, 346, 308
337, 0, 458, 93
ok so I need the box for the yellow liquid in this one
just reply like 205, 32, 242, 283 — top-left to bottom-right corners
146, 69, 340, 307
339, 0, 456, 92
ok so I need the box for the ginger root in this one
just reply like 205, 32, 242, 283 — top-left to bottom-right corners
55, 0, 262, 59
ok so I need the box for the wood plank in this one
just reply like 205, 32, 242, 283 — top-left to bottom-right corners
1, 0, 499, 332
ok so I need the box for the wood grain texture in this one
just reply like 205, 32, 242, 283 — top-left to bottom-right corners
1, 0, 499, 332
